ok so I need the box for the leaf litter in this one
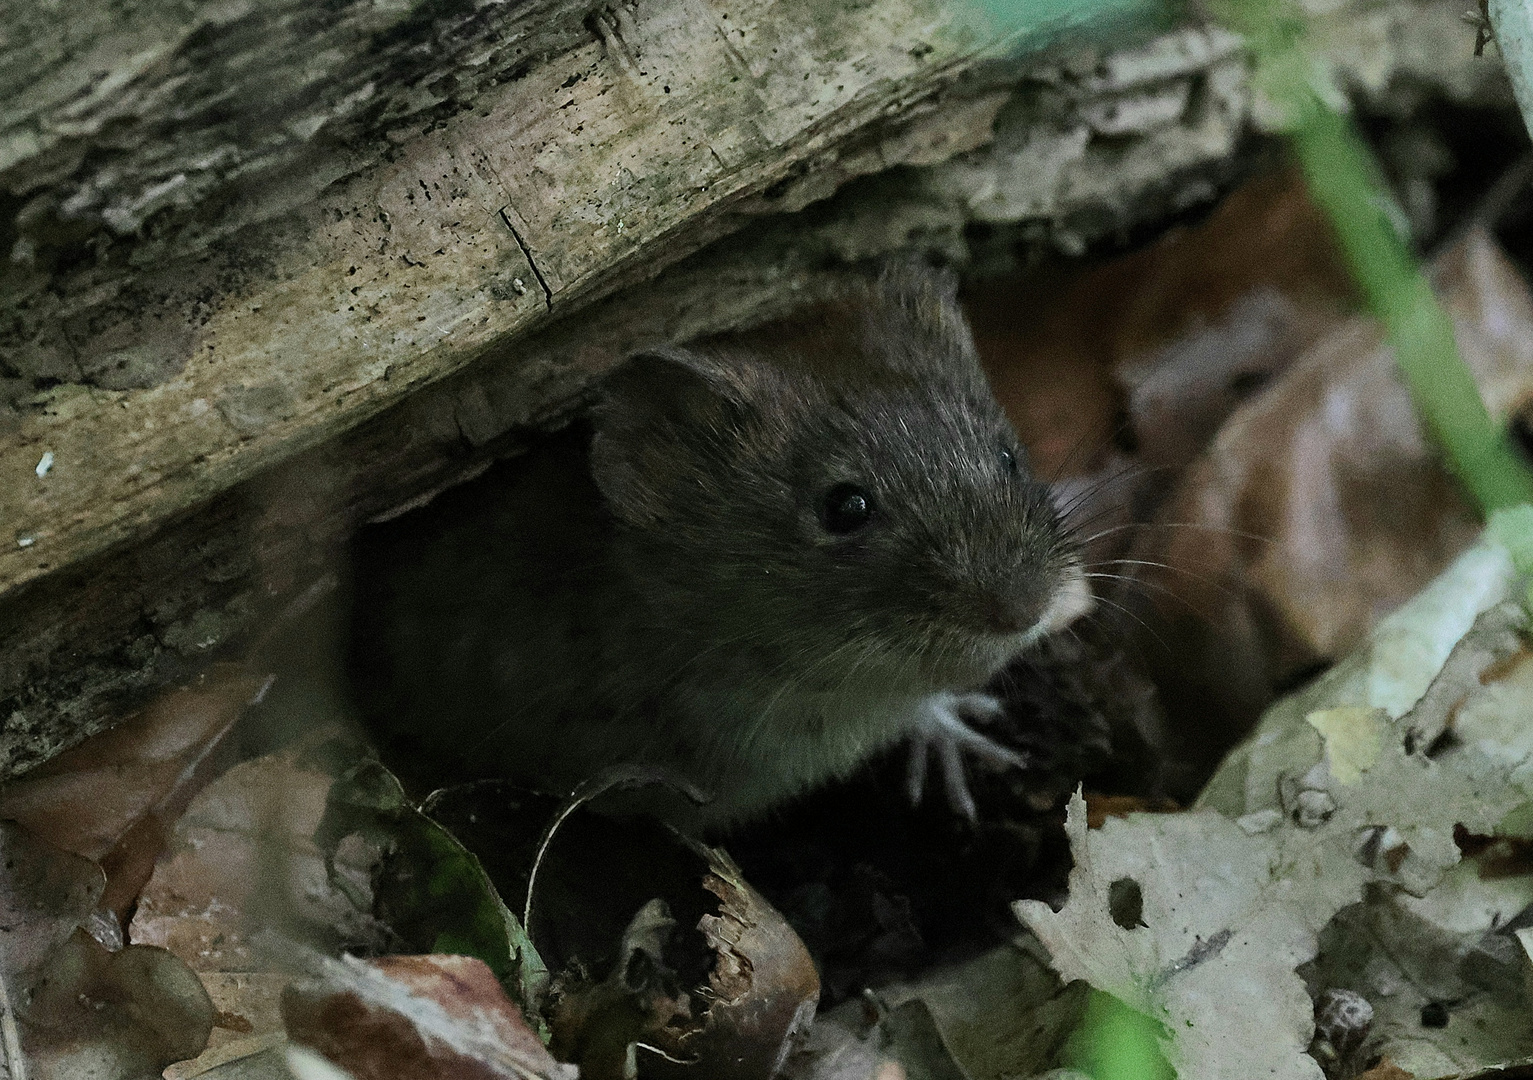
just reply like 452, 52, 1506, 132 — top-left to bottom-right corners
7, 722, 823, 1080
1118, 227, 1533, 785
9, 160, 1533, 1080
763, 162, 1533, 1079
0, 667, 274, 1080
801, 524, 1533, 1080
1018, 527, 1533, 1080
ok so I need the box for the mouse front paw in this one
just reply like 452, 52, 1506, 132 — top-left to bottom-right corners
905, 690, 1028, 820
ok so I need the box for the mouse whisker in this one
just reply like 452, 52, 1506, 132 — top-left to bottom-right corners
1084, 571, 1220, 616
1043, 429, 1104, 488
1050, 462, 1158, 524
1089, 557, 1243, 602
1041, 411, 1145, 489
1072, 519, 1274, 549
1079, 593, 1173, 653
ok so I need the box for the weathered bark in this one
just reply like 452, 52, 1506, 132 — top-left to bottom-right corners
1, 0, 1033, 600
0, 0, 1509, 774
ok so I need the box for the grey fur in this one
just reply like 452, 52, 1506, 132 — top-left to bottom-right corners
348, 265, 1082, 829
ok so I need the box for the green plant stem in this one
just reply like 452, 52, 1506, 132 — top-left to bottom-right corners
1289, 97, 1533, 513
1213, 5, 1533, 516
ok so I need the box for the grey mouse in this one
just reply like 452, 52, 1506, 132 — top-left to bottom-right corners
347, 264, 1091, 830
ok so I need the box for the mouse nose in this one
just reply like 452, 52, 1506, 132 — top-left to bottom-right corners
977, 591, 1044, 635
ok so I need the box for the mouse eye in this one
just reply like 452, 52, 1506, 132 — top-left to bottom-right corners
999, 446, 1020, 475
821, 483, 874, 534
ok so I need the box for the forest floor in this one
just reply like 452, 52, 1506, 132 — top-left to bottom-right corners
6, 53, 1533, 1080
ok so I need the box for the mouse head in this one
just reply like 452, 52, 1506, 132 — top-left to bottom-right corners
591, 265, 1089, 690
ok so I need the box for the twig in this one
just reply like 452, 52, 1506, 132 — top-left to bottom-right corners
522, 766, 708, 936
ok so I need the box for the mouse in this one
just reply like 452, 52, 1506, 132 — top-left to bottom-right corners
347, 263, 1092, 830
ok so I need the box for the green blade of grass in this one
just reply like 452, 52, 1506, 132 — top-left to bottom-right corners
1287, 88, 1533, 513
1212, 0, 1533, 517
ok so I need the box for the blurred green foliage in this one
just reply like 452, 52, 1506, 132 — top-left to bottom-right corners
1065, 991, 1176, 1080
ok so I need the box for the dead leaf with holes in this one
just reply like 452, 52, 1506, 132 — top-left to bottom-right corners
1018, 523, 1533, 1080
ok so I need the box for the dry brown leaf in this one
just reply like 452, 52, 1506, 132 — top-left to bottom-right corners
1, 820, 219, 1078
282, 953, 575, 1080
965, 166, 1356, 583
130, 749, 384, 1071
669, 850, 822, 1080
162, 975, 294, 1080
966, 169, 1352, 478
17, 927, 215, 1080
1121, 227, 1533, 778
543, 835, 819, 1080
1105, 169, 1355, 476
129, 750, 378, 967
0, 664, 268, 919
0, 821, 106, 981
1081, 793, 1179, 829
965, 269, 1123, 484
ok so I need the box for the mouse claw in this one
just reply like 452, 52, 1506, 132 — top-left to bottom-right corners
905, 691, 1028, 820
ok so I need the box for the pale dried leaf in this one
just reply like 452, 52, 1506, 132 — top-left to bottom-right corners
875, 945, 1088, 1080
1021, 527, 1533, 1079
1017, 795, 1323, 1080
17, 928, 215, 1080
129, 750, 383, 1075
129, 751, 380, 969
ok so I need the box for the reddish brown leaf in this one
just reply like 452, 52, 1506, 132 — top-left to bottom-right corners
1124, 228, 1533, 775
283, 954, 575, 1080
0, 665, 269, 920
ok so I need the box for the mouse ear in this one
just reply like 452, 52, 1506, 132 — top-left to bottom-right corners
589, 345, 763, 525
870, 260, 983, 379
880, 259, 960, 307
599, 345, 760, 416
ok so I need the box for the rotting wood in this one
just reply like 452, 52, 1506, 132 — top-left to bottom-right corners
0, 0, 1510, 775
0, 0, 1020, 603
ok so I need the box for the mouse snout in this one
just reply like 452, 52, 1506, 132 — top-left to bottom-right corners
975, 576, 1058, 635
1037, 564, 1093, 633
977, 592, 1037, 635
975, 564, 1093, 637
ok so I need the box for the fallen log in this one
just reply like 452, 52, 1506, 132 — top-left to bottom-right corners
0, 0, 1504, 772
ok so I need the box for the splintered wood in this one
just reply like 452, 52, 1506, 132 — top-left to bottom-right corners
0, 0, 988, 600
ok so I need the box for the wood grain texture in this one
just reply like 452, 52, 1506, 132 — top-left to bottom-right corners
0, 0, 1007, 602
0, 0, 1508, 774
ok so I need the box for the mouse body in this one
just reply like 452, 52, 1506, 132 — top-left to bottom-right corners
348, 266, 1090, 829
